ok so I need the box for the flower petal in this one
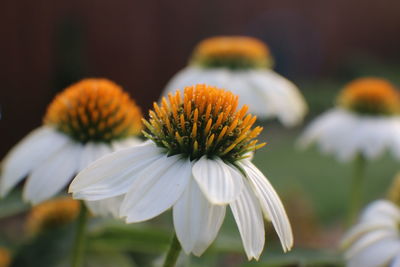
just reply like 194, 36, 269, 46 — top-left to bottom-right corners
0, 126, 70, 197
121, 157, 192, 223
70, 142, 163, 200
341, 220, 396, 250
79, 142, 112, 171
241, 160, 293, 252
230, 178, 265, 260
111, 137, 143, 151
23, 141, 82, 204
192, 156, 243, 204
348, 238, 400, 267
85, 195, 124, 218
345, 229, 397, 259
173, 178, 226, 255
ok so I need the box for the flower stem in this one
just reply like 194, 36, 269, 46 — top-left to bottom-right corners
163, 233, 181, 267
348, 154, 366, 225
71, 201, 88, 267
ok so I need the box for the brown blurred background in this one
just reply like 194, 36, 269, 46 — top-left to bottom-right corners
2, 0, 400, 156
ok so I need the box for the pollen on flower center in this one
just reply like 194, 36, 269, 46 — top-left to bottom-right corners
0, 247, 11, 267
26, 197, 80, 235
44, 79, 143, 143
190, 36, 272, 70
337, 78, 400, 115
143, 84, 266, 163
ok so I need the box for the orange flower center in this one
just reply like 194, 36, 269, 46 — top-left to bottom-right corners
191, 36, 272, 70
26, 197, 80, 235
337, 78, 400, 115
143, 84, 266, 162
44, 79, 143, 143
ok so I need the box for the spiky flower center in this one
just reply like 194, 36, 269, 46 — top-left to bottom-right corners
190, 36, 272, 70
44, 78, 143, 144
338, 78, 400, 116
26, 197, 80, 235
143, 84, 266, 163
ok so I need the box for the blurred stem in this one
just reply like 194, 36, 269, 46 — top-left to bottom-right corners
71, 201, 88, 267
348, 154, 366, 225
163, 233, 181, 267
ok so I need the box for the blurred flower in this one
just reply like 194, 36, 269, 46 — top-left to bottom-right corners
26, 197, 80, 235
0, 78, 143, 207
299, 78, 400, 162
70, 85, 293, 260
341, 199, 400, 267
0, 247, 11, 267
162, 36, 307, 127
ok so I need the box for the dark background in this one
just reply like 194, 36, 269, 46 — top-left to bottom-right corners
2, 0, 400, 156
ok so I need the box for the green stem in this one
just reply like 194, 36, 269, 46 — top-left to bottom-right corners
163, 233, 182, 267
348, 154, 366, 225
71, 201, 88, 267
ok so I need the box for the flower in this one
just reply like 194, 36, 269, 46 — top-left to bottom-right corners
26, 197, 80, 235
0, 247, 11, 267
341, 199, 400, 267
299, 78, 400, 162
162, 36, 307, 127
70, 84, 293, 260
0, 78, 143, 206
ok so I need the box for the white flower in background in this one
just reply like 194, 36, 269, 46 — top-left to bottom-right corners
70, 85, 293, 260
342, 199, 400, 267
0, 79, 143, 211
299, 78, 400, 162
162, 36, 307, 127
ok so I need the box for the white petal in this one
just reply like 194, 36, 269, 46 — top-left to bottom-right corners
345, 229, 397, 259
79, 142, 112, 171
85, 195, 124, 218
391, 254, 400, 267
173, 178, 226, 255
23, 142, 82, 204
342, 220, 396, 249
0, 126, 70, 197
70, 142, 163, 200
230, 179, 265, 260
241, 160, 293, 252
192, 156, 243, 204
246, 70, 307, 126
360, 200, 400, 223
348, 238, 400, 267
111, 137, 143, 151
121, 157, 192, 223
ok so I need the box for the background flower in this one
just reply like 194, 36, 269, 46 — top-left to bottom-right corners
162, 36, 308, 127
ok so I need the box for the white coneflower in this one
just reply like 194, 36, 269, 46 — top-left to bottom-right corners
342, 200, 400, 267
0, 78, 143, 208
162, 36, 307, 127
299, 77, 400, 223
70, 84, 293, 262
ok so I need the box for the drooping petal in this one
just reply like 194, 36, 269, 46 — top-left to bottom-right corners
341, 220, 396, 249
192, 156, 243, 204
121, 157, 192, 223
348, 238, 400, 267
85, 195, 124, 218
173, 178, 226, 255
79, 142, 112, 171
0, 126, 70, 197
230, 178, 265, 260
360, 200, 400, 224
69, 142, 163, 200
247, 70, 307, 126
241, 160, 293, 252
345, 229, 397, 259
23, 141, 83, 204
